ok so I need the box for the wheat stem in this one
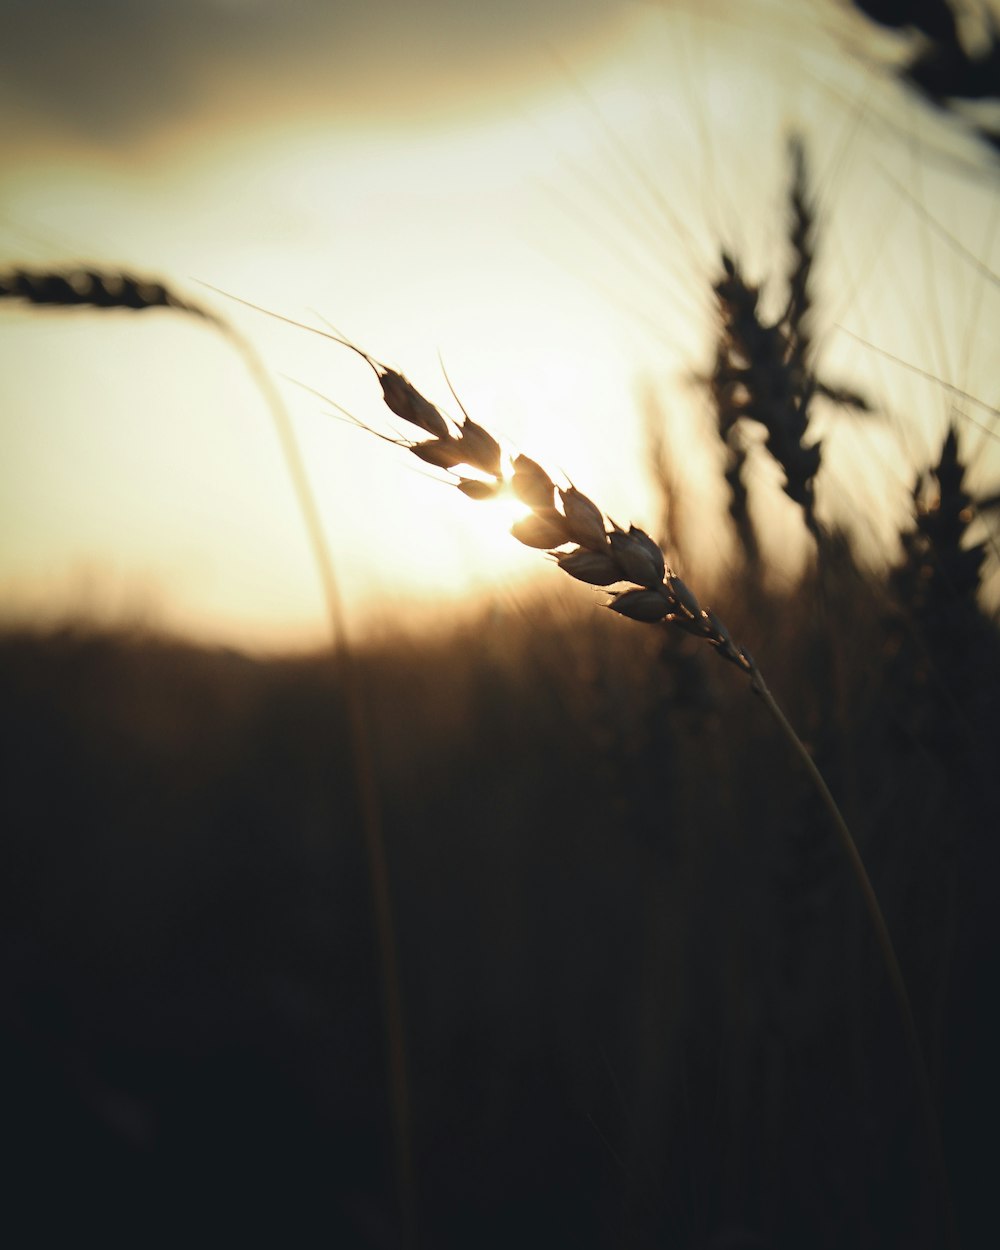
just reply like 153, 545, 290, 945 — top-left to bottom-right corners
0, 267, 418, 1248
749, 663, 957, 1250
223, 331, 418, 1249
205, 291, 955, 1247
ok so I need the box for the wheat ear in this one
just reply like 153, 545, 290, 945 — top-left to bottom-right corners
707, 142, 871, 559
332, 333, 955, 1249
0, 267, 221, 321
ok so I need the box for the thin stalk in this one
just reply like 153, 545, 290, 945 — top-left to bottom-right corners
749, 664, 956, 1250
1, 267, 419, 1244
226, 331, 417, 1249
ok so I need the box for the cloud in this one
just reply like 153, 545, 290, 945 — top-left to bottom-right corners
0, 0, 631, 149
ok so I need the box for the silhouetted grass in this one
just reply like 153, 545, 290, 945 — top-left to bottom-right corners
2, 543, 997, 1248
3, 57, 997, 1242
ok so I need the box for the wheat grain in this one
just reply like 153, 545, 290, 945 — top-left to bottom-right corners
333, 336, 755, 673
898, 424, 987, 616
706, 142, 871, 554
323, 323, 954, 1245
713, 250, 823, 534
0, 266, 220, 323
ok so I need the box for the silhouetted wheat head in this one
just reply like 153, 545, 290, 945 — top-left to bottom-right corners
849, 0, 1000, 155
0, 266, 221, 323
308, 303, 956, 1246
887, 423, 995, 765
896, 424, 987, 627
328, 331, 755, 675
707, 141, 872, 560
3, 250, 962, 1247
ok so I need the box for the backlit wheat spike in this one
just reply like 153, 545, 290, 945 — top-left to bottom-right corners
848, 0, 1000, 156
724, 251, 819, 517
782, 140, 870, 415
707, 141, 873, 554
895, 423, 987, 629
334, 330, 948, 1234
784, 134, 814, 378
0, 266, 220, 323
711, 250, 823, 542
349, 356, 753, 673
887, 422, 993, 780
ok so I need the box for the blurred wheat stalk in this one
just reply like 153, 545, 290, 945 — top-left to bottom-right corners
0, 265, 418, 1249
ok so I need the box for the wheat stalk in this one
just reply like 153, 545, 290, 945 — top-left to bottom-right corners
7, 264, 953, 1247
1, 265, 417, 1248
306, 319, 954, 1249
897, 424, 987, 622
707, 141, 872, 558
0, 267, 221, 322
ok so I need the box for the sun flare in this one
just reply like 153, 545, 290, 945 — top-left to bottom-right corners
490, 478, 534, 529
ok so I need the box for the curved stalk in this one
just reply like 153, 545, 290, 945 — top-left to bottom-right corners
749, 664, 956, 1250
225, 331, 418, 1250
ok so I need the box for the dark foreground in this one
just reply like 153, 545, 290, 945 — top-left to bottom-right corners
1, 576, 997, 1248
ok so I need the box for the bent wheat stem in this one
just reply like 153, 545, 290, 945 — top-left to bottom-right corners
749, 666, 956, 1250
1, 267, 417, 1249
315, 326, 953, 1248
225, 337, 418, 1250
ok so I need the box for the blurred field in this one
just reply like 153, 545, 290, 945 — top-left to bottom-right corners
2, 533, 997, 1247
3, 3, 1000, 1248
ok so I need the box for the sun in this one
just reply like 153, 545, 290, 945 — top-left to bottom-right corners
484, 474, 534, 528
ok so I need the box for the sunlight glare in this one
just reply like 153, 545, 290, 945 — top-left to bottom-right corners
1, 0, 997, 646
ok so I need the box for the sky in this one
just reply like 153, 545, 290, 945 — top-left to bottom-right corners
1, 0, 998, 650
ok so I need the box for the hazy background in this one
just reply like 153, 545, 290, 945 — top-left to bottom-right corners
1, 0, 998, 648
3, 6, 999, 1248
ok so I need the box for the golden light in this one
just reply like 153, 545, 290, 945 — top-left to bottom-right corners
489, 478, 535, 531
1, 1, 997, 648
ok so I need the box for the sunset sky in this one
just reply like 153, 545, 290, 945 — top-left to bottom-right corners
2, 0, 997, 650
